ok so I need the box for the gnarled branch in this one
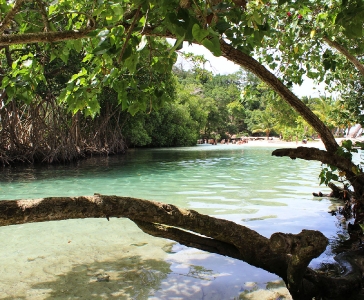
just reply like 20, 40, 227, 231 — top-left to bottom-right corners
0, 194, 327, 293
1, 195, 363, 298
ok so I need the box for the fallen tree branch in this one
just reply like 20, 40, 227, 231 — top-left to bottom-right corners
0, 194, 350, 299
133, 220, 244, 260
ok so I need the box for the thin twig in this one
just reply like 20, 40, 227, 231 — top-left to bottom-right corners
35, 0, 50, 32
117, 5, 142, 64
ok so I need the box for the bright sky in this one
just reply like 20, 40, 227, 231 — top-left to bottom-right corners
175, 42, 327, 98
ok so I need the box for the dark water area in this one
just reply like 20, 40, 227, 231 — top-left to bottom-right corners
0, 145, 345, 299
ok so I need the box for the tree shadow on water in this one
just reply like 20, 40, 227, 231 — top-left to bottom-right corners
28, 255, 171, 299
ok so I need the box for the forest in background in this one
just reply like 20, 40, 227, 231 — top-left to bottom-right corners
2, 0, 364, 297
1, 49, 359, 165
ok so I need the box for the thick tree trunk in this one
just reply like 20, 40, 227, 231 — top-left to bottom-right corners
0, 195, 363, 299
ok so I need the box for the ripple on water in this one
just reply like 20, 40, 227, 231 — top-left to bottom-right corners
0, 146, 339, 299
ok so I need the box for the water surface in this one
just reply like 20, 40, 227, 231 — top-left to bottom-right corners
0, 145, 339, 299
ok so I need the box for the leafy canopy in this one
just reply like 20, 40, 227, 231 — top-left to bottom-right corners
1, 0, 364, 123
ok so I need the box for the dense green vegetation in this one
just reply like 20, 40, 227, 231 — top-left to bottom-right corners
2, 0, 364, 297
1, 0, 363, 159
0, 45, 354, 164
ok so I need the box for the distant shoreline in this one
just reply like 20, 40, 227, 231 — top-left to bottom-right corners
210, 137, 362, 149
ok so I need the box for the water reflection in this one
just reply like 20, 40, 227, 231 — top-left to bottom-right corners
0, 145, 341, 299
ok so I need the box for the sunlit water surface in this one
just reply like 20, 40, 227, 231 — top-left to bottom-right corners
0, 145, 342, 299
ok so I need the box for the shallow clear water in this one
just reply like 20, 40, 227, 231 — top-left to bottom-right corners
0, 145, 340, 299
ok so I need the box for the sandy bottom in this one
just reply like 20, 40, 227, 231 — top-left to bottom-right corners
0, 218, 292, 300
1, 140, 348, 300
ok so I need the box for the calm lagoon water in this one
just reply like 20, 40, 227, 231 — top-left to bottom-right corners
0, 144, 341, 299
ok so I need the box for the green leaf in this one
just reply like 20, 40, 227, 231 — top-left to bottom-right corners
1, 76, 9, 88
136, 35, 148, 51
12, 60, 18, 69
48, 5, 56, 15
124, 53, 139, 73
352, 166, 359, 175
154, 87, 164, 97
112, 4, 124, 16
138, 16, 146, 27
331, 174, 339, 181
244, 26, 254, 36
202, 37, 221, 56
82, 53, 94, 62
128, 103, 140, 116
254, 30, 265, 45
121, 44, 133, 60
6, 85, 15, 99
192, 24, 209, 43
93, 38, 111, 55
215, 20, 231, 34
165, 13, 186, 37
121, 95, 128, 111
60, 53, 68, 63
73, 39, 83, 52
344, 25, 363, 38
50, 52, 57, 62
342, 139, 353, 150
169, 35, 185, 54
252, 11, 262, 25
278, 0, 289, 5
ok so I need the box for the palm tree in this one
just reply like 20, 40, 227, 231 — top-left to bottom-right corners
310, 96, 338, 131
250, 109, 277, 139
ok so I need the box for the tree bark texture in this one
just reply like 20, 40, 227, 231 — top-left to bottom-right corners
0, 195, 363, 299
0, 30, 91, 46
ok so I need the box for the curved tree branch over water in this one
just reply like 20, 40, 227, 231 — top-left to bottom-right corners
1, 194, 360, 299
2, 0, 364, 298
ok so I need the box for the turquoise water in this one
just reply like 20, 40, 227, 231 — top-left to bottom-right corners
0, 145, 340, 299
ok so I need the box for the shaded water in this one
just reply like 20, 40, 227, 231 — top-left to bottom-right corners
0, 145, 340, 299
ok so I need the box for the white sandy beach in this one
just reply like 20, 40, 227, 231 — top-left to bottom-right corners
219, 137, 361, 149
